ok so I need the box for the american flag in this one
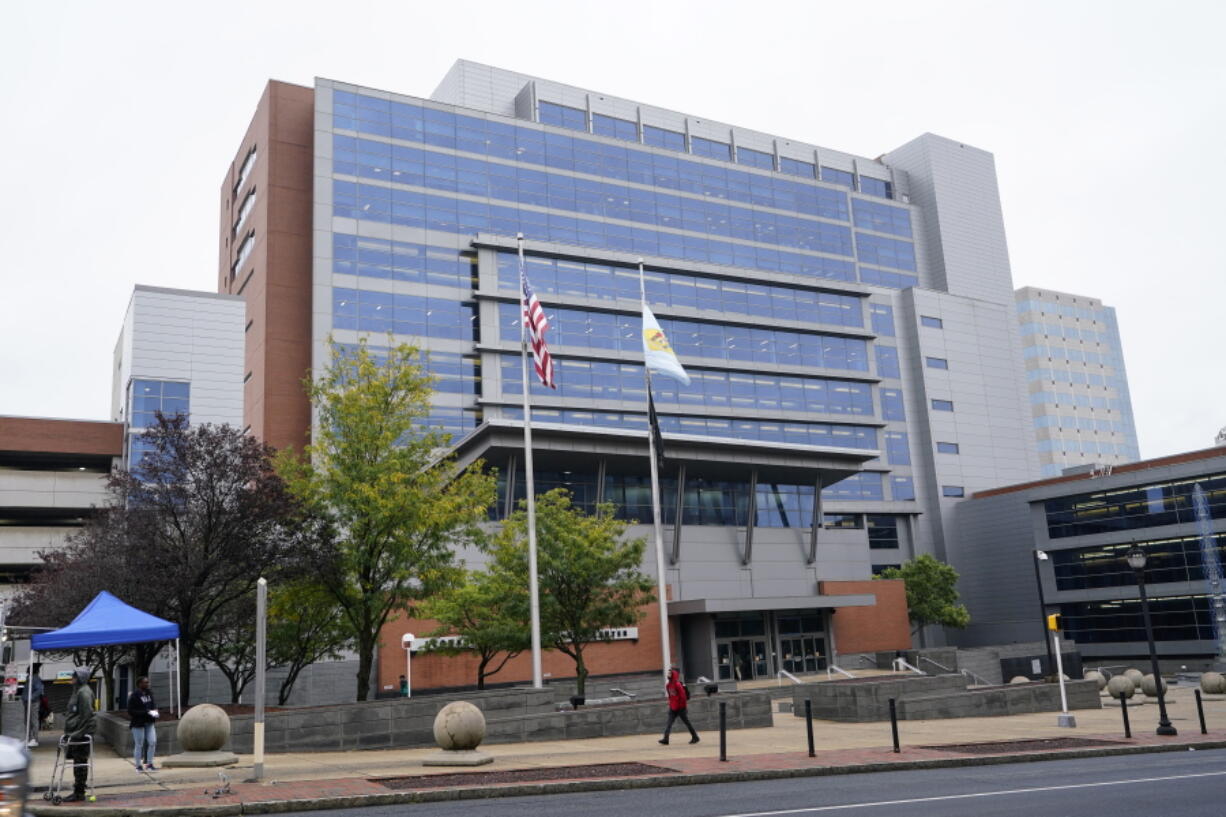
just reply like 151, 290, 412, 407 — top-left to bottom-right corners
520, 260, 556, 389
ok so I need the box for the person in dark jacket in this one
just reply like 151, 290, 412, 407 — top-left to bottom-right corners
658, 667, 699, 745
62, 667, 96, 801
127, 676, 159, 771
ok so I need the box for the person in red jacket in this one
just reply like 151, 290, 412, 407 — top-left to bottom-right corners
659, 667, 699, 745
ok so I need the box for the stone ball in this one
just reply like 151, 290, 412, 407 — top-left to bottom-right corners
1200, 671, 1226, 694
1106, 675, 1136, 700
1084, 670, 1107, 690
1009, 676, 1031, 684
1140, 673, 1167, 696
432, 701, 486, 751
176, 704, 231, 752
1123, 668, 1144, 684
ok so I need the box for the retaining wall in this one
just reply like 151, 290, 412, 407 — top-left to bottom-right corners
895, 679, 1102, 720
792, 675, 967, 722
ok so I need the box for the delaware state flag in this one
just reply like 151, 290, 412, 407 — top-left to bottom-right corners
642, 304, 690, 386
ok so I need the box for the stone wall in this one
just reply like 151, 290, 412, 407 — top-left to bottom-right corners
895, 679, 1101, 720
792, 675, 967, 722
97, 686, 772, 755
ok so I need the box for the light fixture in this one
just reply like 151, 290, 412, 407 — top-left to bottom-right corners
1126, 545, 1146, 571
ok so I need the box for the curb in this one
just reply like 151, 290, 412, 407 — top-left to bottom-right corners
30, 738, 1226, 816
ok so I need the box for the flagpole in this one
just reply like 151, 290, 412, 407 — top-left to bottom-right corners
639, 259, 673, 681
518, 234, 544, 689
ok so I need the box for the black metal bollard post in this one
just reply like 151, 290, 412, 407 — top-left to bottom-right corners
1121, 694, 1131, 739
888, 698, 900, 753
719, 701, 727, 762
805, 699, 815, 758
1196, 689, 1208, 735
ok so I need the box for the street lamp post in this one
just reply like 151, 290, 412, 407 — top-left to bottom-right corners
1126, 545, 1177, 736
1033, 550, 1056, 679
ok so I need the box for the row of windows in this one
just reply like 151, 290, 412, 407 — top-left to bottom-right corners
869, 304, 895, 337
234, 145, 257, 197
333, 92, 856, 220
1023, 345, 1121, 366
233, 188, 256, 238
496, 303, 871, 371
232, 231, 254, 276
1016, 300, 1112, 323
335, 180, 914, 287
500, 356, 876, 416
336, 135, 863, 258
537, 101, 897, 200
333, 289, 477, 340
1019, 322, 1113, 344
1027, 368, 1118, 388
1034, 415, 1132, 434
333, 345, 481, 397
1036, 439, 1135, 456
1050, 534, 1226, 591
501, 406, 878, 450
1029, 391, 1129, 412
1044, 473, 1226, 539
498, 253, 865, 327
1059, 595, 1221, 644
333, 234, 475, 286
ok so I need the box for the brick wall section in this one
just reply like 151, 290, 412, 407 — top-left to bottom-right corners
381, 601, 674, 693
0, 417, 123, 456
820, 579, 911, 654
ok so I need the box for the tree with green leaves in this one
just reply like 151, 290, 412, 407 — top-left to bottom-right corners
278, 339, 496, 701
268, 581, 352, 705
418, 567, 532, 690
877, 554, 971, 636
492, 489, 654, 697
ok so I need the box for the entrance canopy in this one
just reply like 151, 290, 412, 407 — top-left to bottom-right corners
31, 591, 179, 651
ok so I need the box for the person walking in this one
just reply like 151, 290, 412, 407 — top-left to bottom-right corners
62, 667, 96, 802
127, 676, 159, 771
658, 667, 699, 745
21, 663, 44, 748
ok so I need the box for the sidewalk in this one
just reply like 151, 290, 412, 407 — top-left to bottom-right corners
27, 685, 1226, 815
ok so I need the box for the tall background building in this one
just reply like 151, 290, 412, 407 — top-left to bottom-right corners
219, 61, 1042, 689
1016, 286, 1140, 478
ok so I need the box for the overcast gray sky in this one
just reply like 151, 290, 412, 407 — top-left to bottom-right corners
2, 0, 1223, 459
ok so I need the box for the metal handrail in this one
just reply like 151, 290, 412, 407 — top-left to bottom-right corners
960, 668, 991, 686
893, 658, 926, 675
918, 655, 954, 673
827, 665, 856, 680
856, 654, 877, 667
776, 669, 802, 686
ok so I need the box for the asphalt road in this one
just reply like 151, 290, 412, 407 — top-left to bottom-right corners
293, 748, 1226, 817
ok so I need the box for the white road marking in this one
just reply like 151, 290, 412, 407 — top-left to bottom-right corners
713, 769, 1226, 816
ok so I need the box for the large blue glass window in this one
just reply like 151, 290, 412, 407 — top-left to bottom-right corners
1044, 474, 1226, 539
823, 471, 884, 501
737, 146, 774, 170
643, 125, 686, 152
501, 406, 878, 450
498, 253, 864, 327
1052, 535, 1226, 590
852, 199, 912, 238
884, 431, 910, 465
890, 476, 916, 501
870, 303, 895, 337
1060, 595, 1217, 645
539, 101, 587, 132
859, 266, 919, 289
129, 380, 190, 428
497, 303, 869, 371
856, 233, 917, 271
334, 289, 476, 340
875, 345, 900, 379
691, 135, 731, 161
592, 113, 638, 142
780, 156, 816, 179
858, 177, 893, 198
821, 167, 855, 188
881, 388, 906, 421
333, 234, 475, 287
502, 355, 873, 415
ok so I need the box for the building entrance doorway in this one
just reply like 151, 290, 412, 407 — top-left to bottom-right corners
717, 638, 769, 681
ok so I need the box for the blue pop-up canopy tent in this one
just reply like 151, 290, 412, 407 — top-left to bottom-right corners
27, 591, 181, 721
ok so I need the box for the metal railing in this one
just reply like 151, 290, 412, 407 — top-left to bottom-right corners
918, 655, 954, 673
856, 654, 877, 667
960, 668, 992, 687
776, 669, 802, 686
892, 657, 925, 675
827, 665, 856, 680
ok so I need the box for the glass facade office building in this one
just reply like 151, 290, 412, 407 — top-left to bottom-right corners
1016, 287, 1141, 478
221, 62, 1040, 686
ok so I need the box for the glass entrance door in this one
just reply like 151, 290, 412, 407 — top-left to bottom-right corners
779, 636, 827, 674
717, 639, 769, 681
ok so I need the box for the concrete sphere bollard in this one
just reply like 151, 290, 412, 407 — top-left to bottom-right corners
1123, 668, 1144, 685
1140, 673, 1167, 697
1106, 675, 1136, 700
1200, 671, 1226, 694
1084, 670, 1107, 690
432, 701, 487, 751
1009, 676, 1030, 684
176, 704, 231, 752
